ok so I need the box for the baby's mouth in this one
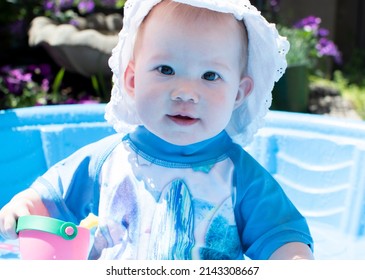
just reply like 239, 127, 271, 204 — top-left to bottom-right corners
167, 114, 199, 126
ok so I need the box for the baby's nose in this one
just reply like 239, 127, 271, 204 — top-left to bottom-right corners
171, 88, 199, 103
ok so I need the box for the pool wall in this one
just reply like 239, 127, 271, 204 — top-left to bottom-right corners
0, 105, 114, 208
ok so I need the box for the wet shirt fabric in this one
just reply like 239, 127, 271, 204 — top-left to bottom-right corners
31, 126, 313, 260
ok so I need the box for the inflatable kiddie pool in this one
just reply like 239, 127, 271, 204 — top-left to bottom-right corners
1, 104, 365, 259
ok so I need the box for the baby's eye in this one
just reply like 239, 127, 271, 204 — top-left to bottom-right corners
157, 65, 175, 75
202, 71, 220, 81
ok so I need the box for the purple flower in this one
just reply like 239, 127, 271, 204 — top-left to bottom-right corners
317, 28, 329, 38
59, 0, 74, 9
78, 98, 99, 104
293, 15, 321, 31
9, 69, 32, 83
38, 64, 52, 77
4, 78, 22, 95
41, 79, 50, 92
0, 64, 54, 97
316, 38, 342, 64
64, 98, 78, 104
270, 0, 280, 9
292, 15, 342, 65
69, 18, 80, 27
3, 68, 32, 95
43, 0, 69, 11
64, 96, 99, 104
78, 0, 95, 14
43, 0, 55, 11
43, 0, 74, 14
3, 67, 31, 96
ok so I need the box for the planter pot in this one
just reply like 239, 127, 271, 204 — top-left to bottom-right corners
28, 14, 122, 77
271, 65, 309, 113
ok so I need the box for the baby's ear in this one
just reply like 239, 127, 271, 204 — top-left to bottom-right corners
234, 76, 253, 109
124, 61, 136, 98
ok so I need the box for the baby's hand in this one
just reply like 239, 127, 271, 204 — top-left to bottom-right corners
0, 189, 49, 240
0, 200, 29, 239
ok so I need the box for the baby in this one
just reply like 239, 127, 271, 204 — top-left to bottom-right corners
0, 0, 314, 260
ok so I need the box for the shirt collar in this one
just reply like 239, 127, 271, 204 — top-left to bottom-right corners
126, 126, 233, 164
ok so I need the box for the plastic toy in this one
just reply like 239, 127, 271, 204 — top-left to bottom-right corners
16, 215, 90, 260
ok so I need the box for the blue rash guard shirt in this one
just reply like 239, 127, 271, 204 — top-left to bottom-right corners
31, 126, 313, 260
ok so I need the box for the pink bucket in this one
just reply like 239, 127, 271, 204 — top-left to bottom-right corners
16, 215, 90, 260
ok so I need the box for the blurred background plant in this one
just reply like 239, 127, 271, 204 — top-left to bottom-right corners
252, 0, 365, 118
278, 15, 342, 76
0, 0, 125, 110
285, 15, 365, 118
43, 0, 125, 21
310, 71, 365, 119
0, 64, 103, 109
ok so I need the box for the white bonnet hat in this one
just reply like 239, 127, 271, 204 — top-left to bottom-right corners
105, 0, 289, 146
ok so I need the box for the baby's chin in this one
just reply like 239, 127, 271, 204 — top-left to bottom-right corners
161, 132, 220, 146
144, 122, 224, 146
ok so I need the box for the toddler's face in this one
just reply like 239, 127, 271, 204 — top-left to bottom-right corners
124, 3, 252, 145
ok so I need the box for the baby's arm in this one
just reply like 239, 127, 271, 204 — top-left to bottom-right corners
269, 242, 314, 260
0, 188, 49, 240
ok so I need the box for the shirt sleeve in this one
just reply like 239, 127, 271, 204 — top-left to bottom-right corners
30, 134, 122, 224
228, 145, 314, 260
